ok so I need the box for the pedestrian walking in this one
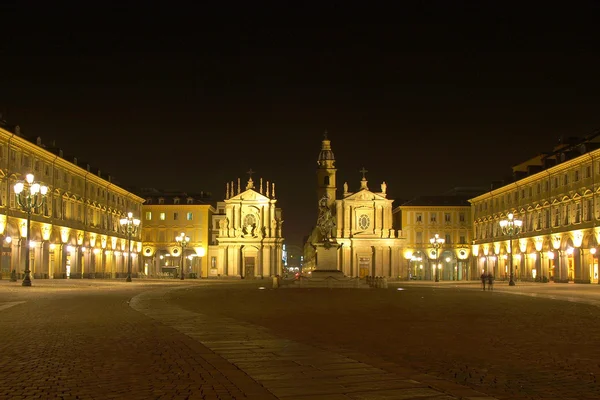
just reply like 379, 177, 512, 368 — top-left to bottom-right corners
487, 273, 494, 291
480, 272, 487, 291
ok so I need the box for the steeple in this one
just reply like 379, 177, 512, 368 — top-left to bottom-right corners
316, 130, 337, 210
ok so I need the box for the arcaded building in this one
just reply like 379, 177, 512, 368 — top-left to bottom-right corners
471, 133, 600, 284
0, 122, 144, 280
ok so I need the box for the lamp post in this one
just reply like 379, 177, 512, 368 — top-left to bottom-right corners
119, 212, 140, 282
14, 174, 48, 287
175, 232, 190, 280
430, 234, 445, 282
499, 213, 522, 286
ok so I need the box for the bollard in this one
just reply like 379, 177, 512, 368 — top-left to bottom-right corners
272, 275, 279, 288
382, 277, 388, 289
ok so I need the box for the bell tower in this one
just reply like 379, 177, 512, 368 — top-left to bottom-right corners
316, 131, 337, 210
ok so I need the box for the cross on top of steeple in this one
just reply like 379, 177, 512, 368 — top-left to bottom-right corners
323, 130, 328, 140
360, 167, 368, 180
246, 168, 255, 178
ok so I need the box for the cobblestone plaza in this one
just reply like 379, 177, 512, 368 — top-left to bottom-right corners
1, 279, 599, 399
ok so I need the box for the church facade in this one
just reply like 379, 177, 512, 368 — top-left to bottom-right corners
304, 135, 405, 278
207, 174, 284, 278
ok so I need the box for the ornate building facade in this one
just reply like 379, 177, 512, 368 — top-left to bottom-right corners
304, 134, 404, 278
471, 134, 600, 284
393, 195, 473, 281
207, 175, 284, 278
0, 123, 145, 280
140, 190, 213, 278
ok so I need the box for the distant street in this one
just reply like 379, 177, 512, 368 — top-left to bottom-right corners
2, 278, 600, 399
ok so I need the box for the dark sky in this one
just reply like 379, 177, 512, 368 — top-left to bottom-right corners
1, 2, 600, 247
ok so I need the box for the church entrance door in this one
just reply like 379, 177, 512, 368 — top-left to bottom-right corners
358, 256, 370, 278
244, 257, 255, 278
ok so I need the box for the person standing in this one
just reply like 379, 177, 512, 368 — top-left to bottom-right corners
488, 273, 494, 291
480, 271, 487, 291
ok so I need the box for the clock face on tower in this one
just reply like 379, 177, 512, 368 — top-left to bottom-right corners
358, 214, 370, 230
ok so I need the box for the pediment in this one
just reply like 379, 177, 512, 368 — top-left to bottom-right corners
343, 189, 386, 202
228, 189, 270, 202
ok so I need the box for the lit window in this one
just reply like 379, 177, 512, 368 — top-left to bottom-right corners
160, 213, 165, 220
145, 212, 152, 220
187, 212, 193, 220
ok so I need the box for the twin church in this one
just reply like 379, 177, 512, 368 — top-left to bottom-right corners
209, 133, 404, 280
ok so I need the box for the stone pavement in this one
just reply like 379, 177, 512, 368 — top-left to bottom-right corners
131, 285, 498, 400
0, 279, 278, 399
5, 278, 600, 399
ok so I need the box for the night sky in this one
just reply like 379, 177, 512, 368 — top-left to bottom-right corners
1, 3, 600, 247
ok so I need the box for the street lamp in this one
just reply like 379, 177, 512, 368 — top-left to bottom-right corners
175, 232, 190, 280
14, 173, 48, 287
430, 234, 445, 282
499, 213, 523, 286
119, 212, 140, 282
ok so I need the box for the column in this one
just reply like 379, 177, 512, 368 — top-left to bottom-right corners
344, 206, 350, 237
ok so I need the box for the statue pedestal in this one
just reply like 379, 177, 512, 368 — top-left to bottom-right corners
289, 241, 368, 289
315, 242, 341, 274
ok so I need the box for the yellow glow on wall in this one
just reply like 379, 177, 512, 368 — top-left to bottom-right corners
403, 250, 413, 260
534, 237, 543, 252
61, 229, 69, 244
90, 234, 97, 247
457, 249, 469, 260
573, 231, 583, 248
0, 214, 6, 235
19, 221, 27, 238
41, 224, 52, 241
552, 235, 561, 250
101, 235, 107, 249
519, 239, 527, 253
111, 237, 117, 250
472, 244, 479, 256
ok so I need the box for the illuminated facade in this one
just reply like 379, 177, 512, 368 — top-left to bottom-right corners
304, 135, 404, 278
0, 124, 144, 280
471, 134, 600, 284
207, 175, 284, 278
393, 196, 473, 281
140, 190, 213, 278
